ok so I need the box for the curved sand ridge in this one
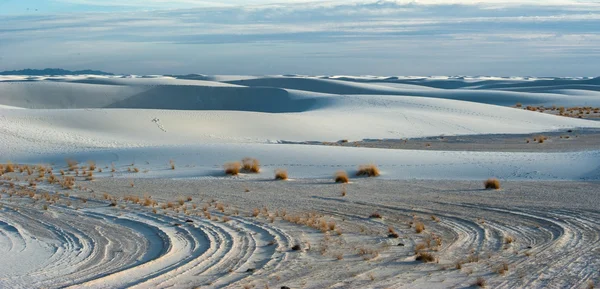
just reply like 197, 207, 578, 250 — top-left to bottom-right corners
1, 178, 598, 288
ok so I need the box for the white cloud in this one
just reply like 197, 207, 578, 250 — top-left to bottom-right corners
1, 0, 599, 76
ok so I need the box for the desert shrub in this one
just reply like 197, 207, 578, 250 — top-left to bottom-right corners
335, 171, 349, 183
66, 159, 78, 171
415, 222, 425, 233
388, 226, 399, 238
504, 236, 514, 244
474, 277, 487, 287
5, 162, 15, 173
224, 162, 241, 176
88, 161, 96, 171
242, 157, 260, 173
274, 169, 288, 180
356, 164, 380, 177
484, 178, 501, 190
369, 212, 382, 219
415, 252, 436, 263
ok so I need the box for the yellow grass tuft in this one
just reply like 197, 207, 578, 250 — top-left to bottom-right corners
334, 171, 349, 183
474, 277, 487, 287
484, 178, 501, 190
88, 160, 96, 171
356, 164, 380, 177
415, 252, 436, 263
5, 162, 15, 173
274, 169, 288, 180
66, 159, 78, 171
224, 162, 241, 176
415, 222, 425, 233
242, 157, 260, 173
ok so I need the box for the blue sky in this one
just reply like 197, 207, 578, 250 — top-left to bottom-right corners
1, 0, 599, 76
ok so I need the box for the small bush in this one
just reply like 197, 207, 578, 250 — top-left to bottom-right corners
356, 164, 380, 177
224, 162, 241, 176
484, 178, 501, 190
415, 222, 425, 233
415, 252, 436, 263
66, 159, 78, 171
5, 162, 15, 173
242, 157, 260, 173
274, 169, 288, 180
369, 212, 382, 219
335, 171, 349, 183
88, 161, 96, 171
474, 277, 487, 287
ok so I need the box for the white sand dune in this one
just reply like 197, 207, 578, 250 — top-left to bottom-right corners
1, 74, 599, 289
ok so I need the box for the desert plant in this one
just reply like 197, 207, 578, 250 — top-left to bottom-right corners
224, 162, 241, 176
66, 159, 78, 171
369, 212, 382, 219
274, 169, 288, 180
356, 164, 380, 177
242, 157, 260, 173
388, 226, 399, 238
504, 236, 514, 244
474, 277, 487, 287
415, 222, 425, 233
334, 171, 349, 183
484, 178, 501, 190
415, 252, 436, 263
88, 161, 96, 171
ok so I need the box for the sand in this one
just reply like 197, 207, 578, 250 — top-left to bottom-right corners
1, 74, 599, 288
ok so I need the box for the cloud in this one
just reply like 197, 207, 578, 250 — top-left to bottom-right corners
1, 1, 599, 76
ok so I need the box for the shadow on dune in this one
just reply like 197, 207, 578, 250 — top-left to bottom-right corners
105, 85, 329, 113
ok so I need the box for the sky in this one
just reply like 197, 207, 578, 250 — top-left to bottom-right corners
1, 0, 599, 76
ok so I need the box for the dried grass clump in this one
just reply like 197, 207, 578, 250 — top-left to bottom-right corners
484, 178, 501, 190
88, 161, 96, 171
474, 277, 487, 287
334, 171, 349, 183
5, 162, 15, 173
274, 169, 288, 180
415, 222, 425, 233
356, 164, 380, 177
504, 236, 514, 244
224, 162, 241, 176
388, 226, 399, 238
66, 159, 78, 171
415, 252, 436, 263
242, 157, 260, 173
